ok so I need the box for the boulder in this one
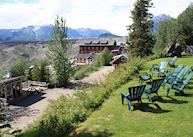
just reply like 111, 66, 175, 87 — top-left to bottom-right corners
164, 42, 183, 57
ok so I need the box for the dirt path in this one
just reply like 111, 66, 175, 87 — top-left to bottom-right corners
75, 66, 114, 85
5, 66, 114, 131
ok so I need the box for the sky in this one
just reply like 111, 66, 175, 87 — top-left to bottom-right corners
0, 0, 192, 35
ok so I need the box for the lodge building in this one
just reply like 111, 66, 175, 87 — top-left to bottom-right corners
79, 40, 117, 54
75, 39, 128, 65
75, 53, 95, 65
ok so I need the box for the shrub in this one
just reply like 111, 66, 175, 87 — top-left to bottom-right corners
100, 47, 113, 66
9, 58, 28, 77
93, 48, 112, 67
0, 70, 5, 80
74, 66, 98, 80
32, 59, 49, 82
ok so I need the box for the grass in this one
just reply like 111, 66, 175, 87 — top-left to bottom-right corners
68, 56, 193, 137
74, 65, 98, 80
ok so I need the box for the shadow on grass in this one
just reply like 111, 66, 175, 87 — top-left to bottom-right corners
133, 103, 171, 114
70, 129, 113, 137
152, 96, 188, 104
185, 85, 193, 89
174, 92, 193, 97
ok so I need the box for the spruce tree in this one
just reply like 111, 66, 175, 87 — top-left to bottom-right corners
128, 0, 154, 57
47, 17, 73, 87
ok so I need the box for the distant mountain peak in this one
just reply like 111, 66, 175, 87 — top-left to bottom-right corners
153, 14, 173, 33
0, 25, 116, 42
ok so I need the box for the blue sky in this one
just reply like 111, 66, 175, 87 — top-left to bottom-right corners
0, 0, 192, 35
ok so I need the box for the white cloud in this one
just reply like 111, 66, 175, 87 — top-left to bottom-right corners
0, 0, 192, 35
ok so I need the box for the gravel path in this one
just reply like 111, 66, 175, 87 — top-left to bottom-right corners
5, 66, 114, 130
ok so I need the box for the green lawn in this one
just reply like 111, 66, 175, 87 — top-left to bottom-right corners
68, 56, 193, 137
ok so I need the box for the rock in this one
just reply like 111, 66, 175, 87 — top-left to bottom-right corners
164, 42, 183, 57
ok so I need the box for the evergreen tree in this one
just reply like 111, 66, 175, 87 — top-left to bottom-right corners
128, 0, 154, 57
47, 17, 73, 87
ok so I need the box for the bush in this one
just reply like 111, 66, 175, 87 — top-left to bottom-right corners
93, 48, 112, 67
74, 65, 98, 80
100, 47, 113, 66
9, 58, 28, 77
32, 60, 49, 82
0, 70, 5, 80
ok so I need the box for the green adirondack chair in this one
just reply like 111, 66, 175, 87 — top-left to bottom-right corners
167, 71, 193, 96
163, 66, 190, 87
165, 64, 184, 78
121, 85, 146, 111
168, 56, 177, 67
144, 78, 164, 103
134, 68, 152, 84
150, 61, 168, 78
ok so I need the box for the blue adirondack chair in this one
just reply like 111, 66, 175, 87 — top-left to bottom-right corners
121, 85, 146, 111
144, 78, 164, 103
165, 64, 184, 78
162, 66, 190, 87
134, 68, 152, 84
167, 71, 193, 96
168, 56, 177, 67
150, 61, 168, 78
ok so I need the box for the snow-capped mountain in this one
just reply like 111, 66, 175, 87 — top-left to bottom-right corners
0, 25, 114, 42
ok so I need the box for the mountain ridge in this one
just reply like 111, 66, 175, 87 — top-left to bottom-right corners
0, 14, 173, 42
152, 14, 172, 33
0, 25, 115, 42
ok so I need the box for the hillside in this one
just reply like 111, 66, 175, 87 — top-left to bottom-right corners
98, 33, 122, 38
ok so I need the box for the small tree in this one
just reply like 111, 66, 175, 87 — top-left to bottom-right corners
127, 0, 154, 57
32, 60, 49, 82
9, 58, 28, 77
47, 17, 73, 87
100, 48, 113, 66
93, 54, 102, 68
93, 48, 112, 67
